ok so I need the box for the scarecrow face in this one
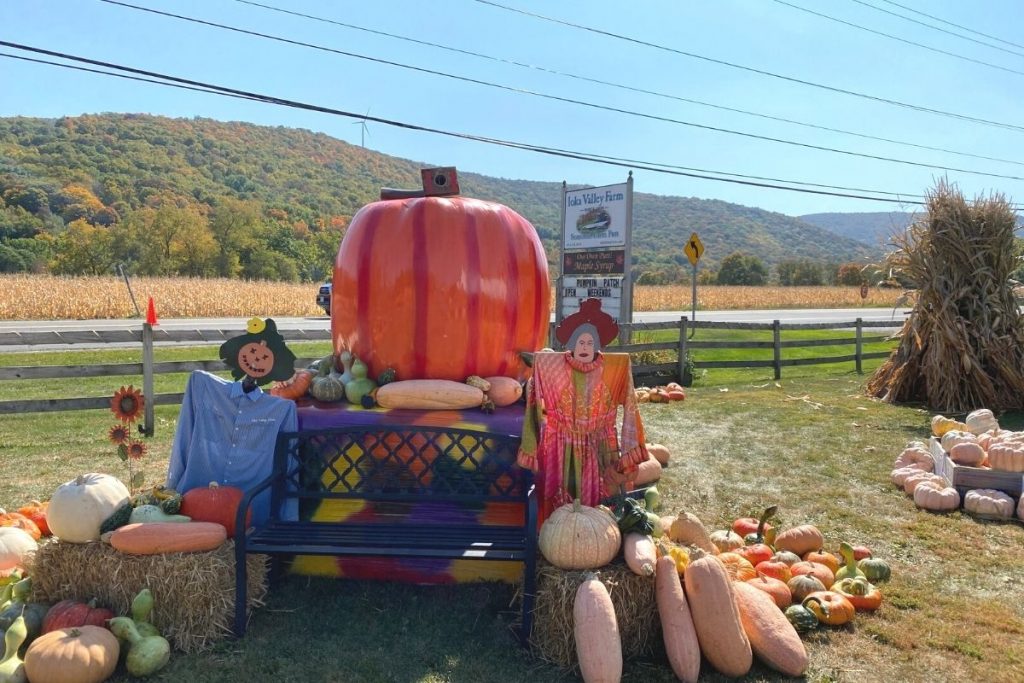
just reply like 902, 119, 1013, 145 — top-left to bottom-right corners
572, 332, 596, 362
238, 341, 274, 378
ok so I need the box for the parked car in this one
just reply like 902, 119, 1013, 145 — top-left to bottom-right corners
316, 282, 332, 315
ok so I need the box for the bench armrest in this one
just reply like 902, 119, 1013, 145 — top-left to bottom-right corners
235, 471, 286, 541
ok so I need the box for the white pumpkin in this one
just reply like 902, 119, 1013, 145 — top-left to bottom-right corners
1017, 495, 1024, 522
0, 527, 38, 570
965, 409, 999, 436
949, 442, 986, 467
902, 472, 946, 495
47, 473, 131, 543
893, 446, 934, 472
987, 443, 1024, 472
891, 465, 928, 487
913, 481, 960, 512
963, 488, 1015, 518
940, 430, 977, 452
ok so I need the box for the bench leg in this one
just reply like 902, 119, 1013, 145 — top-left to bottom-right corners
234, 539, 248, 638
519, 553, 537, 646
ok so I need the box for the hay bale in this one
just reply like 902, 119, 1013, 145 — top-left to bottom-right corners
30, 539, 268, 653
529, 561, 659, 670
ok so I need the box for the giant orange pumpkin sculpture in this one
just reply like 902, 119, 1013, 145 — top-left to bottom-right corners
332, 168, 550, 381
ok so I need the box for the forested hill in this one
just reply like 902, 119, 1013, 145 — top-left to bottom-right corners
799, 211, 917, 247
0, 114, 878, 282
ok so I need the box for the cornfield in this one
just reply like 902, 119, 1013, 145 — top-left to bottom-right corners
866, 181, 1024, 412
0, 275, 902, 320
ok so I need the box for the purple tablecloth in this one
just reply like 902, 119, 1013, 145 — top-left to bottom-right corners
295, 399, 525, 437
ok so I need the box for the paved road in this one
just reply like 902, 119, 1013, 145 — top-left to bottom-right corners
0, 307, 910, 333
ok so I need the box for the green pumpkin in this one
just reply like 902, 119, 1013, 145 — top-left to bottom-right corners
309, 360, 346, 402
857, 557, 892, 583
100, 500, 135, 534
784, 604, 819, 633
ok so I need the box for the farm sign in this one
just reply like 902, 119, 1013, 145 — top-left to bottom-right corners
557, 175, 634, 338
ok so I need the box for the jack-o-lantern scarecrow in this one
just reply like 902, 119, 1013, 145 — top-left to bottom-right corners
331, 167, 550, 382
166, 318, 299, 525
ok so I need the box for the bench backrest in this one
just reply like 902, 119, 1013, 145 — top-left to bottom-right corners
272, 426, 530, 508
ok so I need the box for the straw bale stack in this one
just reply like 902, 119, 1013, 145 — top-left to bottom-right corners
867, 181, 1024, 411
528, 561, 658, 670
30, 539, 268, 653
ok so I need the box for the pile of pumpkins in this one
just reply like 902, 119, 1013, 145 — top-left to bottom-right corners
0, 472, 260, 681
635, 383, 686, 404
271, 350, 526, 413
0, 582, 171, 681
537, 502, 891, 682
892, 408, 1024, 520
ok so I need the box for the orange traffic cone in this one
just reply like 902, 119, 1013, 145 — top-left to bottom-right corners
146, 297, 158, 326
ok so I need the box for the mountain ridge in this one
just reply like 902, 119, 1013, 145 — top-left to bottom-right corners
0, 113, 880, 280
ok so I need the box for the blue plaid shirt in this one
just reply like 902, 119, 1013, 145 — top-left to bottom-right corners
166, 370, 297, 526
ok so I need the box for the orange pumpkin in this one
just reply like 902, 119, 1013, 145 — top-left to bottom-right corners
718, 552, 757, 582
179, 482, 249, 538
16, 500, 49, 537
803, 550, 840, 576
332, 184, 550, 381
270, 369, 315, 400
0, 509, 41, 541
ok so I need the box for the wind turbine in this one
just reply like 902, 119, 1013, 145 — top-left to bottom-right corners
352, 107, 371, 148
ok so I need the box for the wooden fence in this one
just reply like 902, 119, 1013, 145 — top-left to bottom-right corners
0, 318, 898, 427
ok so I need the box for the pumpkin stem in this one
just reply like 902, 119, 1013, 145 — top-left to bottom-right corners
572, 498, 582, 513
755, 505, 777, 540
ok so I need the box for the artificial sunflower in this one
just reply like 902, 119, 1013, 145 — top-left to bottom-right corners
126, 440, 148, 461
108, 424, 131, 446
110, 385, 144, 423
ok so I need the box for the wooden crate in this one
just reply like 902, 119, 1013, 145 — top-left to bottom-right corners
929, 437, 1023, 499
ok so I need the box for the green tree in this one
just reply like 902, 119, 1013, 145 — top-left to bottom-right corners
716, 251, 768, 285
777, 258, 824, 286
209, 198, 261, 278
836, 262, 866, 286
51, 219, 114, 275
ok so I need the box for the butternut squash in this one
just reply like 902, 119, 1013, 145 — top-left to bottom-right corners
483, 376, 523, 407
573, 573, 622, 683
630, 457, 662, 487
773, 525, 824, 556
110, 522, 227, 555
655, 555, 700, 683
683, 554, 752, 678
647, 443, 671, 466
733, 581, 808, 677
623, 532, 656, 577
669, 512, 717, 554
375, 379, 484, 410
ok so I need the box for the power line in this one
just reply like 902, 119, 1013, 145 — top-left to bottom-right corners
90, 2, 1024, 182
876, 0, 1024, 52
0, 44, 933, 206
230, 0, 1024, 169
773, 0, 1024, 77
471, 0, 1024, 134
847, 0, 1024, 59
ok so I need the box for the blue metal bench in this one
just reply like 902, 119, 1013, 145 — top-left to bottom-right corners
233, 425, 537, 643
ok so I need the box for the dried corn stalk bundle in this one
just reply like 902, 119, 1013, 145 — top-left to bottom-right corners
867, 180, 1024, 412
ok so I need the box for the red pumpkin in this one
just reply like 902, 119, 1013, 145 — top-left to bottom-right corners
42, 598, 115, 633
332, 179, 550, 381
180, 482, 249, 537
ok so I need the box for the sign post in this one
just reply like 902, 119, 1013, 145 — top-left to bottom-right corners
683, 232, 704, 336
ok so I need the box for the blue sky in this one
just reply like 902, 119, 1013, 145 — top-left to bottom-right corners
1, 0, 1022, 216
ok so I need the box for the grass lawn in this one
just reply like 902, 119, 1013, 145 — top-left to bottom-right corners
1, 347, 1022, 682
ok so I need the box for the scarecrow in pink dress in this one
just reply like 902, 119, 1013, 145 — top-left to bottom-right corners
517, 298, 648, 525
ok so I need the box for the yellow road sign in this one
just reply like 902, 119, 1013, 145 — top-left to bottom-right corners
684, 232, 704, 266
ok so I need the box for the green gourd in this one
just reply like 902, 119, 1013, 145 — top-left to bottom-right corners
783, 604, 819, 633
0, 613, 26, 683
100, 500, 135, 534
108, 617, 170, 678
128, 505, 191, 524
344, 357, 377, 405
0, 578, 46, 642
130, 589, 160, 638
309, 356, 346, 402
857, 557, 891, 583
834, 542, 867, 583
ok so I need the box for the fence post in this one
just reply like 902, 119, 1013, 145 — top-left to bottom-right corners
142, 322, 155, 437
772, 320, 781, 380
677, 316, 688, 383
855, 317, 863, 374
